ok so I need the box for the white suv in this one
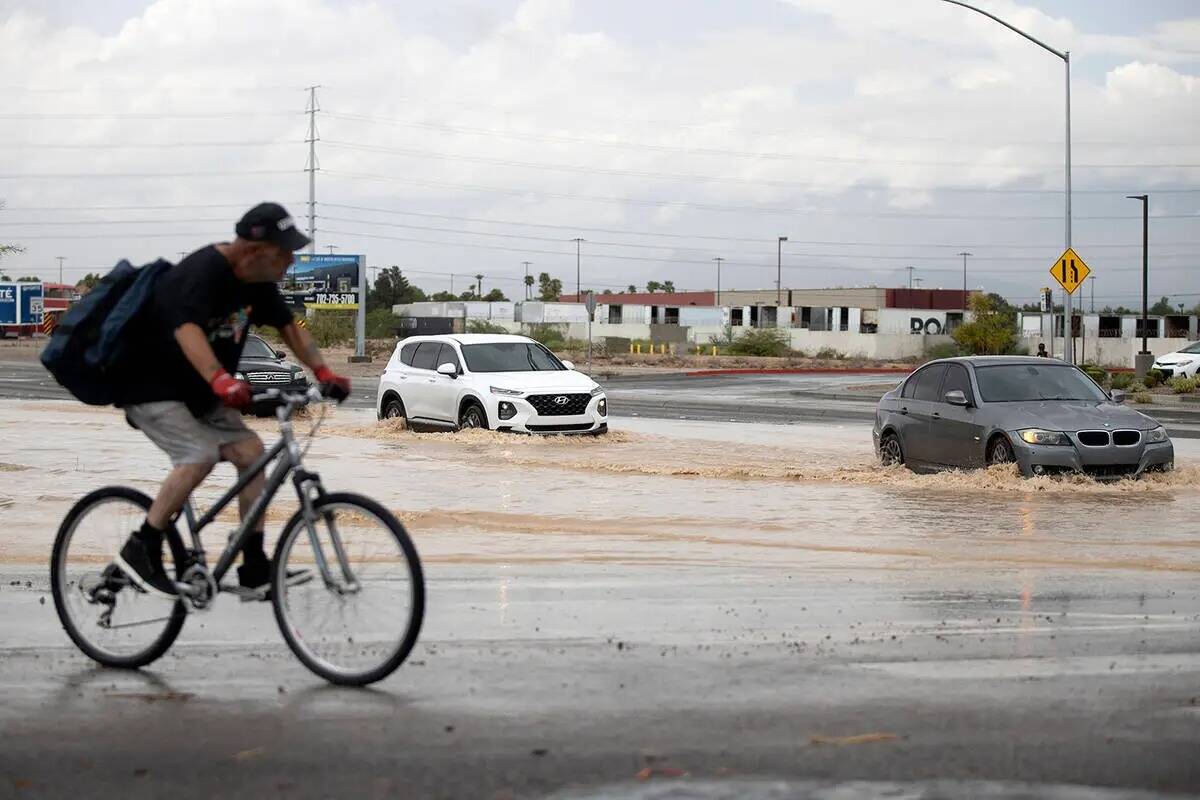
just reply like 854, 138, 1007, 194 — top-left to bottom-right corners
376, 334, 608, 435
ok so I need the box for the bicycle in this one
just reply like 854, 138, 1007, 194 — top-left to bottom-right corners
49, 387, 426, 686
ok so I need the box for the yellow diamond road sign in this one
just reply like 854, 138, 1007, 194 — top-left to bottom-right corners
1049, 248, 1091, 295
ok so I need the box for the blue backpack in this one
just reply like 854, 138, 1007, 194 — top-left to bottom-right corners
40, 258, 172, 405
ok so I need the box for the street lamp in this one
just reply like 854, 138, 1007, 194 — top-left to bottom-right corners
941, 0, 1074, 363
776, 236, 788, 307
1127, 194, 1152, 379
712, 257, 724, 308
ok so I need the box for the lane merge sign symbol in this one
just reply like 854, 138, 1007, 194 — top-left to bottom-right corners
1050, 248, 1091, 295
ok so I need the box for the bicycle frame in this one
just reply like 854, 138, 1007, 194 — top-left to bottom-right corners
173, 393, 357, 598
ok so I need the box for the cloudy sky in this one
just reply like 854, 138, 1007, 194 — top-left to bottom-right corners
0, 0, 1197, 308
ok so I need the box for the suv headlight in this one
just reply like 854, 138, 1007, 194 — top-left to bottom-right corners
490, 386, 523, 397
590, 386, 604, 396
1147, 426, 1168, 443
235, 372, 247, 382
1019, 429, 1071, 446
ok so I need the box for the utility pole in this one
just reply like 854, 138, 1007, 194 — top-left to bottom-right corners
712, 257, 724, 308
326, 245, 338, 255
305, 85, 321, 256
55, 256, 64, 285
957, 252, 972, 311
776, 236, 788, 307
1127, 194, 1151, 378
906, 266, 916, 289
522, 261, 532, 300
1089, 275, 1095, 313
572, 238, 585, 301
177, 251, 186, 263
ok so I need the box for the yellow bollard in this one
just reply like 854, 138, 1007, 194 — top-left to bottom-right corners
629, 342, 634, 354
635, 343, 641, 354
712, 345, 718, 357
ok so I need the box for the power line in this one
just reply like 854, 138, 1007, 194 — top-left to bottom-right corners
322, 169, 1200, 221
0, 111, 302, 120
321, 140, 1200, 194
0, 169, 299, 180
0, 141, 300, 150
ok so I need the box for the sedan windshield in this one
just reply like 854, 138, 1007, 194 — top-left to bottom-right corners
461, 343, 564, 373
974, 364, 1108, 403
1178, 342, 1200, 355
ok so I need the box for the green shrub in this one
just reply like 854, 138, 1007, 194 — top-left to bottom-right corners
526, 324, 568, 349
1168, 376, 1198, 394
923, 342, 961, 361
1130, 391, 1153, 404
1080, 363, 1108, 386
726, 328, 791, 357
306, 311, 356, 347
1110, 372, 1136, 391
1144, 368, 1164, 388
466, 319, 509, 334
366, 308, 403, 339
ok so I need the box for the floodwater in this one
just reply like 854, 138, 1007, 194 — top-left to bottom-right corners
1, 401, 1197, 580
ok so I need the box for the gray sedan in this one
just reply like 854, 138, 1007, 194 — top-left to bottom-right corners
872, 356, 1173, 479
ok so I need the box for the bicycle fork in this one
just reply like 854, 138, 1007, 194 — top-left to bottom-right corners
293, 469, 360, 595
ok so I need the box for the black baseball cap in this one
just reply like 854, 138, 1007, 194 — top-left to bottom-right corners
235, 202, 310, 252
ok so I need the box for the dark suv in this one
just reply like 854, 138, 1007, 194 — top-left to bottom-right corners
237, 334, 310, 415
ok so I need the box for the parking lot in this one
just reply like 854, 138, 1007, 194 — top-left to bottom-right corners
1, 376, 1198, 798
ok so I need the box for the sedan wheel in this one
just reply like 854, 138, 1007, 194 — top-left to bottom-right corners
459, 404, 487, 430
988, 437, 1015, 466
879, 434, 904, 466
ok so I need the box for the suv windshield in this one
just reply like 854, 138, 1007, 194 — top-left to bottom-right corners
974, 364, 1108, 403
242, 336, 277, 360
461, 343, 564, 373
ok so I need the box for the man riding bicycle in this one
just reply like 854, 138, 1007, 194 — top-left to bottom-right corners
111, 202, 351, 600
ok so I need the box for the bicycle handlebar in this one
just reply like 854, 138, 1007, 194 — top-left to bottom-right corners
251, 385, 327, 411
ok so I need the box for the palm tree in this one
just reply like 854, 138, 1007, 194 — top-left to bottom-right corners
524, 273, 535, 300
626, 284, 637, 293
475, 273, 484, 299
663, 280, 675, 293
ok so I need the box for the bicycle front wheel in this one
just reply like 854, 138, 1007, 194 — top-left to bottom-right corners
272, 492, 425, 686
50, 487, 188, 669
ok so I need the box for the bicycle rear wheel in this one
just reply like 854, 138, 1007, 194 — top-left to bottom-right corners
271, 492, 425, 686
50, 487, 187, 668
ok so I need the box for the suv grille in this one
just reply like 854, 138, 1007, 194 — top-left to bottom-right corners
527, 393, 591, 416
1077, 430, 1109, 447
1112, 429, 1141, 446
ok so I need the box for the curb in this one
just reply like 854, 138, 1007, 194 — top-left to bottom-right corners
684, 367, 911, 378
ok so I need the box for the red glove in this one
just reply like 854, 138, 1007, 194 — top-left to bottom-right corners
315, 365, 351, 402
210, 370, 251, 409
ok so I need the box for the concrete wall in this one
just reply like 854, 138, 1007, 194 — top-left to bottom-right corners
787, 330, 954, 360
1020, 336, 1192, 367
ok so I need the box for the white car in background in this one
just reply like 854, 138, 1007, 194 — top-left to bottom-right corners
376, 334, 608, 435
1153, 342, 1200, 379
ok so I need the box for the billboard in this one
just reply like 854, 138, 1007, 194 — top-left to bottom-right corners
281, 254, 363, 310
0, 282, 43, 326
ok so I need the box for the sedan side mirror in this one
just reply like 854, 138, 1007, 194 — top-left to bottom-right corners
436, 362, 459, 378
944, 389, 970, 407
561, 360, 575, 371
1110, 389, 1127, 404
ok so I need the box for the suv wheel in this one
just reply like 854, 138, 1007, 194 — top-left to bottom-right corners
459, 402, 488, 431
383, 397, 406, 422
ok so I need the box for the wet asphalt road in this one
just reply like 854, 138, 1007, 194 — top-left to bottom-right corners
2, 564, 1199, 799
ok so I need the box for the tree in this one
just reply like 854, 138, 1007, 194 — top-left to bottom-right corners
0, 200, 23, 265
77, 273, 101, 293
482, 288, 508, 302
537, 272, 563, 302
524, 273, 535, 300
430, 291, 458, 302
601, 289, 613, 295
1149, 296, 1175, 316
662, 280, 676, 294
626, 284, 637, 293
952, 293, 1018, 355
17, 275, 39, 282
368, 266, 426, 311
646, 280, 662, 294
474, 273, 485, 298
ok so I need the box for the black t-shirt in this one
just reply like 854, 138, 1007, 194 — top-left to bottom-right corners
114, 245, 294, 414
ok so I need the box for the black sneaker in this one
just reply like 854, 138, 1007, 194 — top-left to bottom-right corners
234, 560, 312, 602
113, 534, 177, 599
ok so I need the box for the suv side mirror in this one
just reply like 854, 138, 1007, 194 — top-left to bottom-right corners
561, 360, 575, 371
944, 389, 969, 407
1110, 389, 1127, 404
275, 350, 286, 359
436, 362, 459, 378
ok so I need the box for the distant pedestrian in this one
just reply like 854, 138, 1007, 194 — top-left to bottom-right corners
1036, 343, 1049, 358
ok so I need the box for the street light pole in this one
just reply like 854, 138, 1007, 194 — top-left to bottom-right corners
55, 256, 65, 285
572, 238, 585, 301
906, 266, 916, 290
776, 236, 788, 307
522, 261, 532, 300
941, 0, 1073, 363
957, 252, 972, 311
712, 257, 724, 308
1127, 194, 1151, 377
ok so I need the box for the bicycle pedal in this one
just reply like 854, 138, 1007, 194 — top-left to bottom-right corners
221, 583, 269, 603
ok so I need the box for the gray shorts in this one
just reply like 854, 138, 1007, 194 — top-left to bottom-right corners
125, 401, 257, 467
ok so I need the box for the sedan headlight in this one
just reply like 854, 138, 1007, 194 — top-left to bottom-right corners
1147, 426, 1169, 443
590, 386, 604, 396
1019, 429, 1071, 446
490, 386, 523, 397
